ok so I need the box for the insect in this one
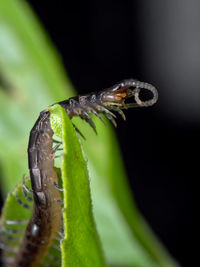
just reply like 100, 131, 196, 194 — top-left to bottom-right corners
12, 111, 62, 266
0, 79, 158, 266
58, 79, 158, 130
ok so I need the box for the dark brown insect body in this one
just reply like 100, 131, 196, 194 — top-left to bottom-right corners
14, 111, 62, 267
7, 79, 158, 266
58, 79, 158, 129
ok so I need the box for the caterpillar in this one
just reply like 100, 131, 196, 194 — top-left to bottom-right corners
14, 111, 62, 266
0, 79, 158, 266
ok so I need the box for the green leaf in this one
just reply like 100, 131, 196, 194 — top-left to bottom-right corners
0, 179, 32, 261
0, 179, 32, 223
70, 117, 179, 267
50, 104, 106, 267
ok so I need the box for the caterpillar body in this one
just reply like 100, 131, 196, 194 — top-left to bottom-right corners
14, 111, 62, 266
0, 79, 158, 266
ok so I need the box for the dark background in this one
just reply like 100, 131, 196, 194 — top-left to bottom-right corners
2, 1, 200, 266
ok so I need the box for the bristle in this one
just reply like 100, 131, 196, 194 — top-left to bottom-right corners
53, 182, 63, 192
5, 220, 28, 225
15, 194, 32, 210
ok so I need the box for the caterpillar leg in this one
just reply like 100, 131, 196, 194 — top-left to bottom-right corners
57, 79, 158, 131
80, 110, 97, 134
4, 219, 28, 225
15, 194, 32, 210
53, 182, 63, 192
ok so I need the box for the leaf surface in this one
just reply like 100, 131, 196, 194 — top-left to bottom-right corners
50, 104, 106, 267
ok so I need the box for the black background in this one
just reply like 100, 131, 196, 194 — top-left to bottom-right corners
2, 1, 200, 266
